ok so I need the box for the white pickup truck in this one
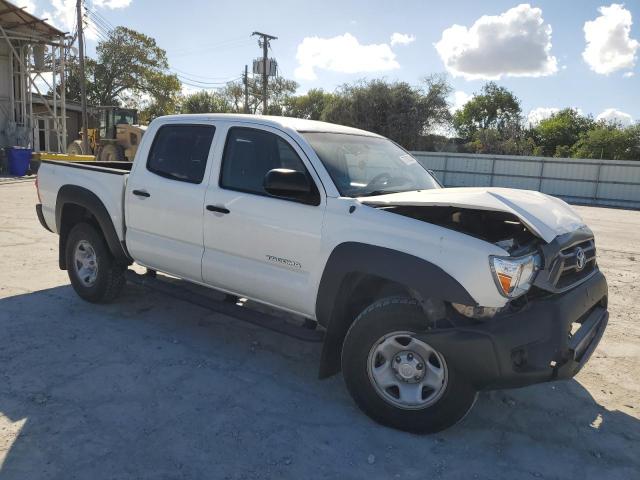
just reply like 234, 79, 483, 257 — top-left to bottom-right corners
35, 114, 608, 433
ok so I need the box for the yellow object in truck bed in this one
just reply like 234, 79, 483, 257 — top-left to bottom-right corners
32, 152, 96, 162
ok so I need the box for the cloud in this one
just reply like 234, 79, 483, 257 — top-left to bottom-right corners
45, 0, 132, 40
527, 107, 560, 126
93, 0, 132, 8
20, 0, 37, 14
390, 33, 415, 46
451, 90, 473, 112
294, 33, 399, 80
596, 108, 634, 126
434, 4, 558, 80
623, 71, 635, 77
49, 0, 76, 35
583, 4, 639, 75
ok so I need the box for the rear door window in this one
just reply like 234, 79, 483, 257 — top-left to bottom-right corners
147, 124, 215, 184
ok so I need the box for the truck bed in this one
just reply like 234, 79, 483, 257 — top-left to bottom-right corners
37, 160, 131, 240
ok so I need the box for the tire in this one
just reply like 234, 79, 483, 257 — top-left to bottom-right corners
341, 297, 478, 433
98, 143, 125, 162
67, 140, 86, 156
65, 222, 126, 303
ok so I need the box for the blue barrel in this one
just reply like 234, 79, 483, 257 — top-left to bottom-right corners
7, 147, 32, 176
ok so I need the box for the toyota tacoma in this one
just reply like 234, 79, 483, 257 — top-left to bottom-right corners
35, 114, 608, 433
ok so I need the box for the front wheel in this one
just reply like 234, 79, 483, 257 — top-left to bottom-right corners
341, 297, 477, 433
65, 222, 125, 303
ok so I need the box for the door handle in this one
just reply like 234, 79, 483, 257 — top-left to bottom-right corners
206, 205, 230, 214
132, 189, 150, 198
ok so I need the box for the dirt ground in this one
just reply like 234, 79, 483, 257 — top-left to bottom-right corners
1, 179, 638, 480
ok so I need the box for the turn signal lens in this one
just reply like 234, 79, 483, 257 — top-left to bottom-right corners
497, 273, 512, 294
490, 254, 539, 298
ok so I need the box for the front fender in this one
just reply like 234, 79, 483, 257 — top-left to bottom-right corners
316, 242, 476, 378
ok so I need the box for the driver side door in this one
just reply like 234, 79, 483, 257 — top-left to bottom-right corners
202, 124, 326, 317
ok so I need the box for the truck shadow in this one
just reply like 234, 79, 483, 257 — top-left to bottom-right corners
0, 284, 638, 479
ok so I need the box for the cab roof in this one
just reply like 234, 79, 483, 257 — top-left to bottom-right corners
157, 114, 381, 137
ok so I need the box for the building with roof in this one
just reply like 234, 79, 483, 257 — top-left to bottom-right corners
0, 0, 69, 153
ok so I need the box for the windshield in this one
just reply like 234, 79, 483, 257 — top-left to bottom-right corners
302, 132, 441, 197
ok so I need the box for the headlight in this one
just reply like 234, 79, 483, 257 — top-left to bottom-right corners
490, 254, 539, 298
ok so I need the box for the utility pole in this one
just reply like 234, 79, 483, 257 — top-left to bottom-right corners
251, 32, 277, 114
76, 0, 89, 154
243, 64, 249, 114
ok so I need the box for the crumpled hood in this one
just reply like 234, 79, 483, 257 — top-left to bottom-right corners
360, 187, 586, 244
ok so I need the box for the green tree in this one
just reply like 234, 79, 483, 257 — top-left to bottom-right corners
181, 90, 233, 114
284, 89, 336, 120
92, 27, 180, 106
453, 82, 521, 139
63, 27, 180, 121
321, 76, 452, 149
572, 123, 640, 160
221, 76, 298, 115
532, 108, 595, 157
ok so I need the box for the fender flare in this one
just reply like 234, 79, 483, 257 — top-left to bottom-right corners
55, 185, 132, 269
315, 242, 477, 378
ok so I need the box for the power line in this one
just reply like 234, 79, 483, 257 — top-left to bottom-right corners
86, 6, 116, 31
83, 10, 111, 42
86, 12, 112, 36
174, 73, 239, 85
180, 77, 242, 90
171, 67, 238, 81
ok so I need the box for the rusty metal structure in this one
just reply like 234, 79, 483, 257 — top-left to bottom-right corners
0, 0, 69, 152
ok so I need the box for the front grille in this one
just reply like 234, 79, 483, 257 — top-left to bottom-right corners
553, 239, 597, 290
533, 235, 598, 294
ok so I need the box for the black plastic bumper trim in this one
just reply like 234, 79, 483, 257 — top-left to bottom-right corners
415, 270, 608, 390
35, 204, 52, 233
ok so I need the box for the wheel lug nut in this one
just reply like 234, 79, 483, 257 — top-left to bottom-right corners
416, 363, 423, 370
395, 356, 402, 363
414, 375, 421, 380
407, 353, 413, 361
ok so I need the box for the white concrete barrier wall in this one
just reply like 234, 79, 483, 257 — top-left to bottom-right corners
411, 151, 640, 209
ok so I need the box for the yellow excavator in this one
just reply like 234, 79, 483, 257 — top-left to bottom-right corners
67, 106, 146, 162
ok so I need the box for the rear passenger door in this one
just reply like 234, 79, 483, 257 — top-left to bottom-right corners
202, 125, 326, 317
125, 122, 216, 282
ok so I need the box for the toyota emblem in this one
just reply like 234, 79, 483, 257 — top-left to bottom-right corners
575, 247, 586, 271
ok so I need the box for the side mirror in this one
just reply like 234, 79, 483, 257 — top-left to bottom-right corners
264, 168, 318, 204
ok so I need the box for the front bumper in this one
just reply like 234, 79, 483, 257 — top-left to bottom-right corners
416, 270, 608, 390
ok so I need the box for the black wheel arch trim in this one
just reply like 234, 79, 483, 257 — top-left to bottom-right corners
316, 242, 477, 379
55, 184, 132, 269
35, 204, 52, 233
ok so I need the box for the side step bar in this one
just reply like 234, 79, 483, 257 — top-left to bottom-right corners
125, 270, 324, 343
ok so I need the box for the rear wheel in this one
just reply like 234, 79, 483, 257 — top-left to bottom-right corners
65, 222, 125, 303
341, 297, 477, 433
98, 143, 125, 162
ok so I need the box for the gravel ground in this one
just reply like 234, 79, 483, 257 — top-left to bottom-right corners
0, 180, 639, 480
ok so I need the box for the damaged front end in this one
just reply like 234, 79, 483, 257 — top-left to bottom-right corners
366, 201, 599, 321
373, 204, 541, 255
361, 194, 608, 389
